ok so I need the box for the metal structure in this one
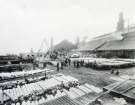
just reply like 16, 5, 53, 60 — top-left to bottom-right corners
0, 72, 103, 105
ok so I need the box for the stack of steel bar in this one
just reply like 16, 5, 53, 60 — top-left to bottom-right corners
0, 69, 53, 82
39, 95, 79, 105
71, 57, 135, 69
0, 73, 102, 105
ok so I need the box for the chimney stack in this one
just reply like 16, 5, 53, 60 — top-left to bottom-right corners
117, 12, 125, 31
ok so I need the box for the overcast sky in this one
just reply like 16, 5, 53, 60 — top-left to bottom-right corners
0, 0, 135, 54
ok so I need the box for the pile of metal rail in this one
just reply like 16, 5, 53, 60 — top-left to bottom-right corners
71, 58, 135, 69
0, 73, 102, 105
0, 69, 53, 82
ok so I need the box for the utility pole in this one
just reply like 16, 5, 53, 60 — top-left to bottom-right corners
50, 36, 54, 54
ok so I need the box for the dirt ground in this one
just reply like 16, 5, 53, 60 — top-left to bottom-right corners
46, 64, 135, 105
47, 64, 135, 87
47, 64, 117, 87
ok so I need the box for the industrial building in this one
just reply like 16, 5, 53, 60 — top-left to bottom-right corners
79, 13, 135, 59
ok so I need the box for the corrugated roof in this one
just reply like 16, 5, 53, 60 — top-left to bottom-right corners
79, 39, 107, 51
98, 31, 135, 50
79, 31, 124, 51
79, 28, 135, 51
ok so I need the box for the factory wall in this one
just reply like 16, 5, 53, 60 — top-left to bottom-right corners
96, 50, 135, 58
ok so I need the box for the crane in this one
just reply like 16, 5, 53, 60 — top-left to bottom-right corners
37, 38, 49, 55
36, 37, 52, 63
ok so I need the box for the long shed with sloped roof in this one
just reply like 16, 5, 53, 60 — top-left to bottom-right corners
79, 27, 135, 58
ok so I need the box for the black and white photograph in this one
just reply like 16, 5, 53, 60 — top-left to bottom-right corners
0, 0, 135, 105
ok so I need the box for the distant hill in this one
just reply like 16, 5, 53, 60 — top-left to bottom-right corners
54, 40, 76, 51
